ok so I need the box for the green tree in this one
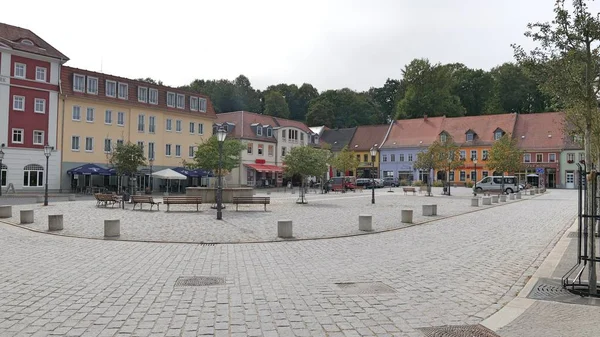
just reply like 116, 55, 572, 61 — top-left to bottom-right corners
283, 146, 330, 203
186, 75, 261, 113
489, 63, 553, 114
368, 78, 405, 123
430, 136, 463, 196
263, 90, 290, 118
451, 66, 499, 115
184, 136, 246, 175
306, 89, 378, 128
330, 146, 360, 181
109, 142, 146, 193
413, 147, 437, 196
136, 77, 163, 86
486, 134, 523, 193
297, 83, 319, 121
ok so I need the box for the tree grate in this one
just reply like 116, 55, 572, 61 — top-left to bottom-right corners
419, 325, 501, 337
335, 282, 396, 295
527, 278, 574, 301
175, 276, 224, 287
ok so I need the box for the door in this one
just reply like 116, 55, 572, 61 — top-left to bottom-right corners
566, 172, 575, 189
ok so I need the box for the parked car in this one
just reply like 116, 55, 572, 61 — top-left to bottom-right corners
374, 178, 384, 188
474, 176, 520, 194
327, 176, 356, 191
356, 178, 374, 188
382, 177, 399, 187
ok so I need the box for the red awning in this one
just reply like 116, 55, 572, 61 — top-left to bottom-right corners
245, 164, 283, 173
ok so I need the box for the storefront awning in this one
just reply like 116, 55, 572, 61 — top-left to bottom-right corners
245, 164, 283, 173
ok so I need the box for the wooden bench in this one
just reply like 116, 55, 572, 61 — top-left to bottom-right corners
232, 196, 270, 211
94, 193, 122, 208
163, 196, 202, 212
402, 187, 417, 195
131, 195, 161, 211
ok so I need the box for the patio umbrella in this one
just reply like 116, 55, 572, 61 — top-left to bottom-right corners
152, 169, 187, 194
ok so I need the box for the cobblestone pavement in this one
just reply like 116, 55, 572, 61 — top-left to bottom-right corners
0, 190, 576, 336
3, 187, 524, 243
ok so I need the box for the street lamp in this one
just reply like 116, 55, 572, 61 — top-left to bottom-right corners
43, 144, 53, 206
370, 147, 376, 204
0, 143, 5, 197
216, 126, 227, 220
149, 155, 154, 194
447, 158, 452, 197
473, 159, 478, 196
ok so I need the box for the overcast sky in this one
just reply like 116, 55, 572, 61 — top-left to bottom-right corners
2, 0, 598, 92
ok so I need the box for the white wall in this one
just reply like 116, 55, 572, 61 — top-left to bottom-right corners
2, 148, 61, 191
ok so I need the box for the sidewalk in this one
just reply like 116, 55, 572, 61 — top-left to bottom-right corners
483, 219, 600, 337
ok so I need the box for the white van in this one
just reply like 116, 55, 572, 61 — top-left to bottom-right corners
474, 176, 519, 194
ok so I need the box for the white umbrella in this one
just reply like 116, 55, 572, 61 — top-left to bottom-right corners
152, 169, 187, 194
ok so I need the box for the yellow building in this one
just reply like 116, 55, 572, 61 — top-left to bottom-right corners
58, 66, 216, 192
347, 125, 391, 179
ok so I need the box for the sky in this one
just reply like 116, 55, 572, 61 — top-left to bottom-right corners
2, 0, 599, 92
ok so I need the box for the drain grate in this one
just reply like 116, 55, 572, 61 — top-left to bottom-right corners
335, 282, 396, 294
567, 232, 579, 238
419, 325, 501, 337
175, 276, 224, 287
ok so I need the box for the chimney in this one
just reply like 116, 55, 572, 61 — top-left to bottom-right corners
424, 114, 428, 121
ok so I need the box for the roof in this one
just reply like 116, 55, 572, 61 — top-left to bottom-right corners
513, 112, 566, 150
348, 125, 390, 151
381, 116, 445, 148
273, 117, 312, 133
61, 66, 216, 119
216, 111, 314, 143
439, 113, 518, 146
309, 126, 329, 136
320, 128, 357, 152
0, 22, 68, 61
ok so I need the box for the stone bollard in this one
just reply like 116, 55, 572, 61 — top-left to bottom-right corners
491, 195, 499, 203
401, 210, 413, 223
359, 214, 373, 231
516, 192, 522, 199
48, 214, 63, 231
471, 198, 479, 207
36, 196, 44, 203
20, 210, 34, 224
68, 194, 76, 201
422, 204, 437, 216
0, 205, 12, 218
277, 220, 293, 238
509, 193, 515, 200
500, 195, 507, 202
104, 220, 121, 237
482, 197, 492, 205
529, 190, 535, 195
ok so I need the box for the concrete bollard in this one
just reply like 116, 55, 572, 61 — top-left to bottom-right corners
471, 198, 479, 207
104, 220, 120, 237
422, 204, 437, 216
359, 214, 373, 231
509, 193, 515, 200
36, 196, 44, 203
0, 205, 12, 218
277, 220, 293, 238
401, 210, 413, 223
20, 210, 34, 224
516, 192, 522, 199
482, 197, 492, 205
492, 195, 499, 203
68, 194, 76, 201
48, 214, 63, 231
500, 195, 507, 202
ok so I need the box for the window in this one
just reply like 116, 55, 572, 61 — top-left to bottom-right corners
289, 130, 299, 141
138, 114, 145, 132
148, 142, 155, 160
382, 155, 388, 162
267, 128, 272, 137
85, 137, 93, 152
1, 164, 6, 187
440, 133, 447, 143
198, 123, 204, 135
167, 92, 176, 107
300, 133, 304, 141
189, 122, 195, 134
408, 154, 413, 162
549, 153, 556, 163
536, 153, 543, 162
117, 112, 125, 126
149, 116, 156, 133
190, 97, 199, 111
466, 133, 474, 142
72, 106, 81, 120
14, 63, 26, 78
363, 154, 368, 162
282, 130, 286, 139
567, 153, 575, 162
470, 150, 477, 161
87, 77, 98, 94
34, 98, 46, 113
137, 141, 144, 152
268, 145, 274, 157
104, 138, 112, 153
482, 150, 489, 160
579, 152, 585, 162
165, 144, 172, 156
258, 144, 264, 155
357, 155, 361, 161
257, 126, 262, 136
86, 107, 94, 122
199, 98, 207, 112
494, 131, 503, 140
71, 136, 80, 151
471, 171, 476, 182
390, 154, 396, 162
524, 154, 531, 163
189, 146, 195, 158
449, 171, 455, 181
12, 129, 23, 144
460, 171, 466, 181
105, 80, 117, 97
459, 150, 466, 160
138, 87, 148, 103
247, 143, 253, 154
176, 120, 182, 132
105, 110, 112, 124
399, 154, 404, 162
118, 83, 128, 99
73, 74, 85, 92
23, 164, 44, 187
176, 94, 185, 109
166, 119, 172, 131
36, 67, 47, 82
13, 96, 24, 111
149, 88, 158, 104
116, 139, 124, 146
482, 171, 489, 178
573, 135, 583, 143
33, 130, 44, 145
175, 145, 181, 157
282, 146, 287, 157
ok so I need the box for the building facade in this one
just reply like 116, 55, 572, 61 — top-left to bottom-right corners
0, 23, 68, 192
348, 125, 391, 179
320, 127, 356, 177
561, 136, 584, 189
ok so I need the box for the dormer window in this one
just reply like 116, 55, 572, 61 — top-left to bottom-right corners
494, 130, 503, 140
267, 128, 272, 137
466, 133, 474, 142
257, 126, 262, 136
20, 39, 34, 46
440, 133, 447, 142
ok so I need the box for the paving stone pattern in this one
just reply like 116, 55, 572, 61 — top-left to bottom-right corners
0, 190, 577, 336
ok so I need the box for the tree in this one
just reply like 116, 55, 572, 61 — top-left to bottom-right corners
108, 142, 146, 193
489, 63, 553, 114
486, 134, 523, 193
283, 146, 330, 203
136, 77, 163, 86
368, 78, 405, 123
186, 75, 261, 113
263, 91, 290, 118
184, 136, 246, 175
513, 0, 600, 292
297, 83, 319, 121
430, 136, 463, 196
451, 67, 499, 116
306, 89, 379, 128
330, 146, 360, 182
413, 147, 437, 196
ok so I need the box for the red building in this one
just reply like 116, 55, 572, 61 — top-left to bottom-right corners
0, 23, 68, 191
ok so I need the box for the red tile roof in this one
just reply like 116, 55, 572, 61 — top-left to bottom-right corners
348, 124, 391, 151
439, 113, 517, 146
273, 117, 312, 133
0, 23, 68, 60
381, 116, 445, 148
216, 111, 278, 143
513, 112, 566, 150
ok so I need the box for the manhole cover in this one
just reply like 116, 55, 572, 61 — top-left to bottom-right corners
419, 325, 501, 337
335, 282, 396, 294
175, 276, 224, 287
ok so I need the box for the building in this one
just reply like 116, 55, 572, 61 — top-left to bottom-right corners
561, 132, 585, 189
348, 125, 391, 179
0, 23, 68, 192
379, 116, 445, 183
320, 127, 357, 177
58, 66, 216, 192
513, 112, 565, 188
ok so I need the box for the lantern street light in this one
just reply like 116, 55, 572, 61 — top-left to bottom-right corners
149, 155, 154, 194
473, 158, 478, 196
216, 126, 227, 220
370, 146, 377, 204
447, 158, 452, 197
43, 144, 53, 206
0, 143, 5, 197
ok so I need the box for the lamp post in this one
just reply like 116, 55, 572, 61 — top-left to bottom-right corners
149, 155, 154, 194
447, 158, 452, 197
370, 147, 376, 204
216, 126, 227, 220
0, 143, 5, 197
43, 144, 53, 206
473, 159, 478, 196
